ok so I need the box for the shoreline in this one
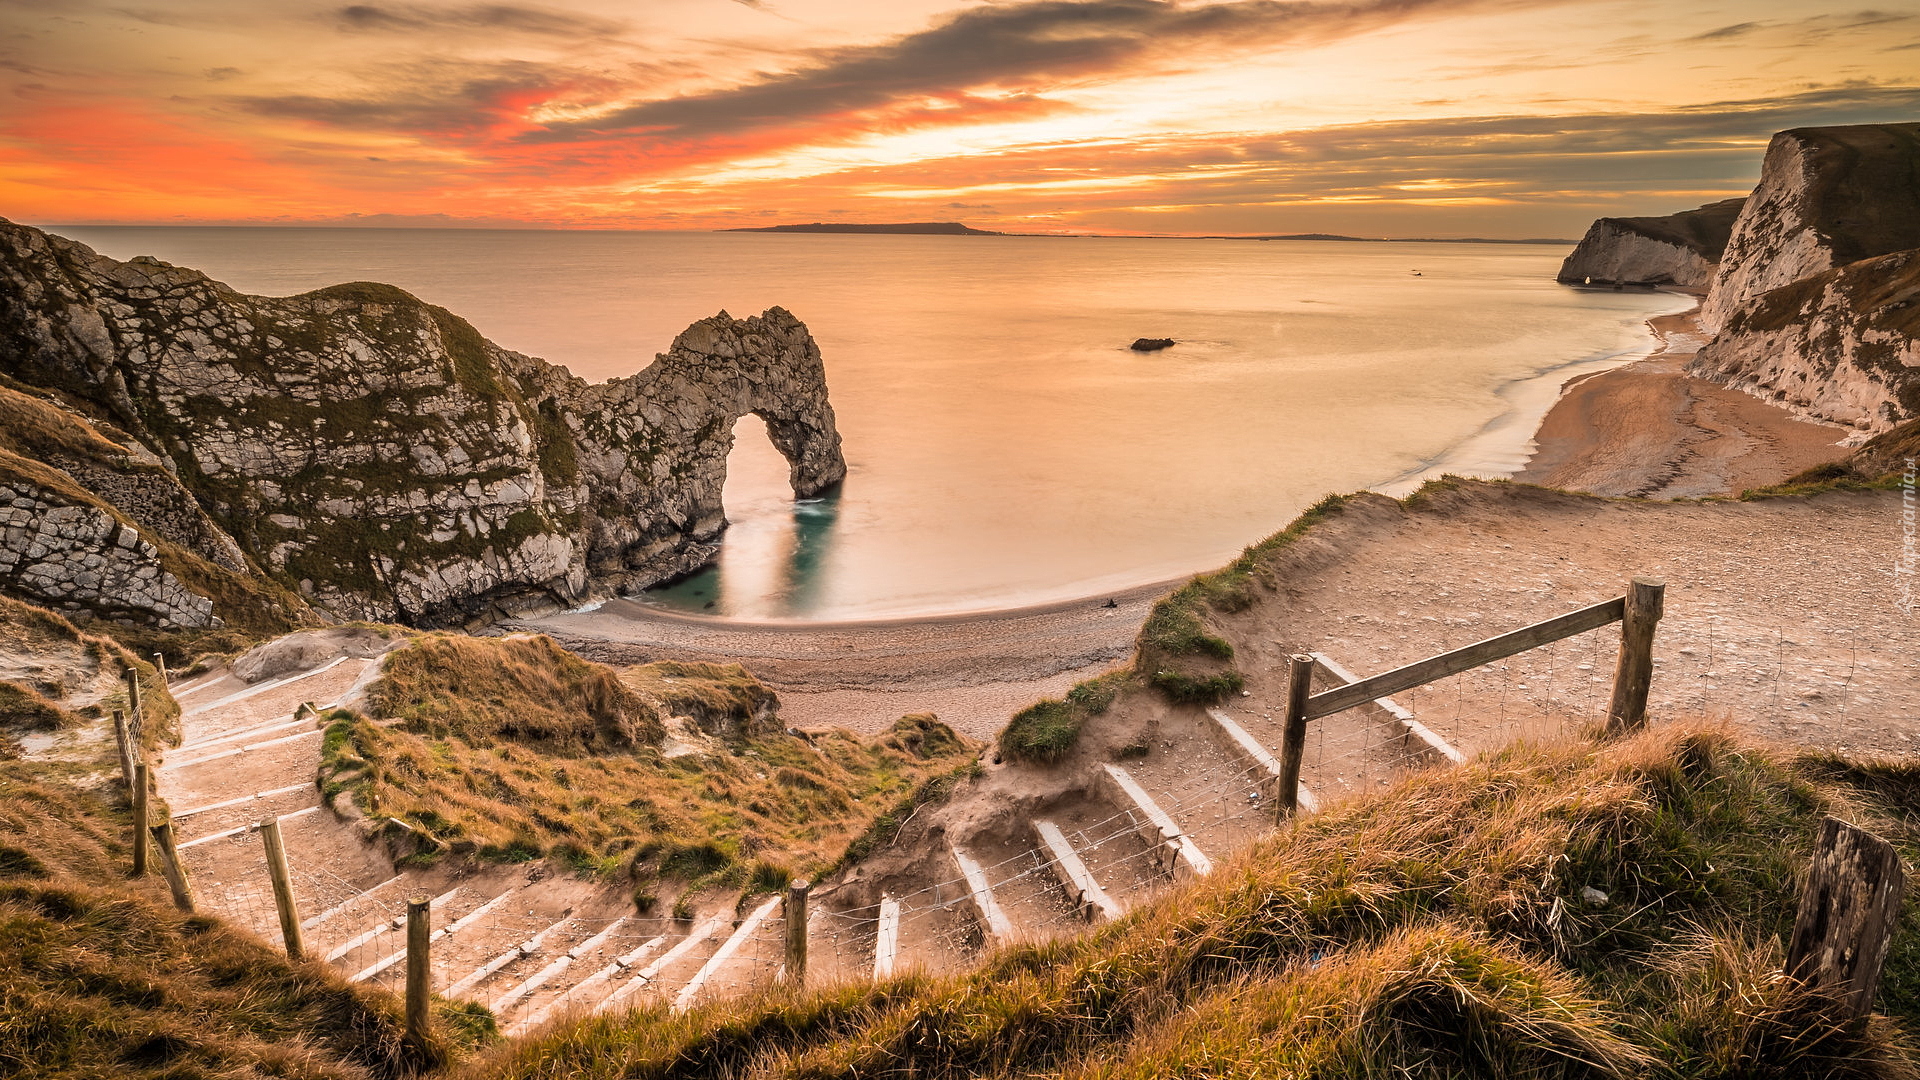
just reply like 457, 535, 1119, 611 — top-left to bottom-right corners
1373, 289, 1696, 496
519, 297, 1852, 739
1513, 306, 1850, 498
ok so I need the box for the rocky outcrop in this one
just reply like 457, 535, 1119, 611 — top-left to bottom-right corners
0, 219, 845, 628
1701, 125, 1920, 332
1690, 249, 1920, 432
1556, 198, 1744, 289
1562, 124, 1920, 439
0, 476, 216, 629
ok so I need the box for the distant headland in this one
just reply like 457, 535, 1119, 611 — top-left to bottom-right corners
724, 221, 1003, 235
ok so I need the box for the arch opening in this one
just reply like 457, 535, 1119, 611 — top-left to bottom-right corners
648, 413, 840, 617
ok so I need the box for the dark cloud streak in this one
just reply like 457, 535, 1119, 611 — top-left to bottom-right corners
520, 0, 1552, 144
331, 3, 625, 37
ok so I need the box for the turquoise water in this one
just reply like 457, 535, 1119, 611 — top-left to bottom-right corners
50, 227, 1681, 620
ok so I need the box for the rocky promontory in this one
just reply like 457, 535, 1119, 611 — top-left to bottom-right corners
1556, 197, 1744, 289
1561, 123, 1920, 437
0, 220, 845, 631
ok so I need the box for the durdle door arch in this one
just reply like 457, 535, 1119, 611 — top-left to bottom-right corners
0, 217, 849, 629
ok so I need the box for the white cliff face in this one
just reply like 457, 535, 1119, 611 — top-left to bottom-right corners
0, 482, 216, 629
1701, 124, 1920, 334
1557, 221, 1717, 289
0, 220, 846, 629
1689, 250, 1920, 435
1675, 124, 1920, 434
1701, 134, 1830, 334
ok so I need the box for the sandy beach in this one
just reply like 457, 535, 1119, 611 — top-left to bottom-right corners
519, 304, 1860, 741
1515, 307, 1850, 497
512, 580, 1172, 740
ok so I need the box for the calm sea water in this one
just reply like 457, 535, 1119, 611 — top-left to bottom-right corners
51, 227, 1680, 621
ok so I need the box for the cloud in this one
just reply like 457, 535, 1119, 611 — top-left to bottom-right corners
521, 0, 1552, 145
1687, 21, 1760, 42
235, 57, 631, 136
329, 3, 625, 37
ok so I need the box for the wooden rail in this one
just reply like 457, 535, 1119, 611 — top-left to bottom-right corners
1308, 653, 1464, 766
1302, 595, 1627, 722
1265, 579, 1665, 810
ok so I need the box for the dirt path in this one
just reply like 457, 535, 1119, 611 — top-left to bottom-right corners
815, 480, 1917, 973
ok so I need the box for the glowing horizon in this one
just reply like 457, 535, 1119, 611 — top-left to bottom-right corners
3, 0, 1916, 237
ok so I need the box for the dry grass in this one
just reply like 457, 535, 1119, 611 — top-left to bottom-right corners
0, 594, 178, 764
619, 660, 779, 739
324, 637, 979, 887
369, 633, 666, 751
0, 761, 487, 1080
462, 721, 1920, 1079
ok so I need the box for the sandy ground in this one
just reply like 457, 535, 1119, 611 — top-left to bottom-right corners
1517, 309, 1851, 497
517, 582, 1170, 742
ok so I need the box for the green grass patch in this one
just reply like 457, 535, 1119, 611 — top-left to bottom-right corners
1136, 494, 1349, 702
998, 671, 1130, 764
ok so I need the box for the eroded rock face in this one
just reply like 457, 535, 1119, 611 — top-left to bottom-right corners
1556, 198, 1744, 290
1701, 125, 1920, 333
0, 480, 215, 628
1689, 250, 1920, 433
0, 220, 845, 627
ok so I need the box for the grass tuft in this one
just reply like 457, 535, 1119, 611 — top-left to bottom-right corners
329, 637, 978, 878
999, 671, 1129, 764
1136, 494, 1348, 702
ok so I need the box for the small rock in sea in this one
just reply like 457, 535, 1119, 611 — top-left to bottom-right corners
1129, 337, 1175, 352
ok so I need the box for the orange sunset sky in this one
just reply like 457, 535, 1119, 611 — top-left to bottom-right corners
3, 0, 1917, 236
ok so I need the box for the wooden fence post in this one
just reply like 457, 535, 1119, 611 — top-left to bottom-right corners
1787, 816, 1906, 1019
1276, 655, 1313, 821
785, 879, 809, 986
1605, 577, 1665, 734
405, 896, 432, 1046
153, 652, 168, 686
125, 667, 142, 722
149, 822, 196, 913
113, 709, 137, 795
131, 762, 150, 877
260, 816, 306, 960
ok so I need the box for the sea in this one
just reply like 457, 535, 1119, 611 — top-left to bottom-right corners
49, 227, 1684, 622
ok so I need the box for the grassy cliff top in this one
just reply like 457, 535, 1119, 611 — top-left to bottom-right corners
463, 721, 1920, 1079
321, 634, 979, 889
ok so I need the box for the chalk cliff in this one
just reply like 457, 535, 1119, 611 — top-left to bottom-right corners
1701, 124, 1920, 334
1556, 198, 1744, 289
0, 219, 845, 630
1563, 124, 1920, 438
1689, 249, 1920, 433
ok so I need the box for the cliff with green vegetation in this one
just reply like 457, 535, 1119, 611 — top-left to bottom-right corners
0, 219, 845, 632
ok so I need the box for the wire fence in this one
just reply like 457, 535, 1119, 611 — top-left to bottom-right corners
169, 602, 1919, 1022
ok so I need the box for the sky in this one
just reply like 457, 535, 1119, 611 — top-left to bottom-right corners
2, 0, 1917, 236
